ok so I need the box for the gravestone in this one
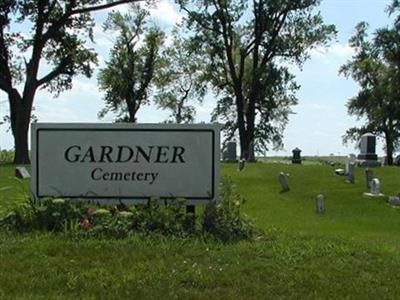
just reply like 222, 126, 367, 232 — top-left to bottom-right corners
346, 162, 355, 184
364, 178, 384, 197
335, 168, 345, 176
388, 196, 400, 207
225, 141, 238, 162
15, 166, 31, 179
370, 178, 381, 195
316, 194, 325, 214
238, 159, 246, 172
292, 147, 302, 164
345, 154, 356, 175
365, 168, 373, 188
344, 160, 350, 175
278, 172, 290, 192
357, 133, 380, 167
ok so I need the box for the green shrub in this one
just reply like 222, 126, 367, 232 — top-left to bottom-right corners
202, 177, 255, 242
0, 178, 258, 241
0, 150, 15, 163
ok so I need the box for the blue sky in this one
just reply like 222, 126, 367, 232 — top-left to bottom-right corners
0, 0, 394, 156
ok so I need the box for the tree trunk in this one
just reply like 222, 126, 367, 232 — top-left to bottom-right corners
238, 129, 256, 162
239, 134, 248, 160
248, 141, 255, 162
13, 119, 30, 164
385, 132, 394, 166
9, 90, 32, 164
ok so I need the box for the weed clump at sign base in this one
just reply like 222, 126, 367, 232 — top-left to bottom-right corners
0, 177, 258, 242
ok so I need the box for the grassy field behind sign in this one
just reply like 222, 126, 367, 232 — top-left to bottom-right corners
225, 162, 400, 251
1, 162, 400, 299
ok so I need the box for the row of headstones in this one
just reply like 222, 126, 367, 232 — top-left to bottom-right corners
278, 172, 326, 213
345, 164, 400, 206
222, 142, 256, 162
224, 141, 302, 164
345, 164, 381, 194
277, 168, 400, 214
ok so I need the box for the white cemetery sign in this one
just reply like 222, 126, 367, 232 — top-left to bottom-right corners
31, 123, 220, 204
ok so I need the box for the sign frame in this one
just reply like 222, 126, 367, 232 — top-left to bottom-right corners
31, 123, 220, 205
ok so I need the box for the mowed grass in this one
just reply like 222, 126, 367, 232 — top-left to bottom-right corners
1, 163, 400, 299
225, 163, 400, 251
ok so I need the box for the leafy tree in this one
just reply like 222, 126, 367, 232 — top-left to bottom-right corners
178, 0, 336, 160
98, 5, 165, 123
340, 1, 400, 165
0, 0, 144, 164
154, 28, 206, 124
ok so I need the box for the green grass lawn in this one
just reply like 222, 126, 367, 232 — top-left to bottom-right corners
226, 163, 400, 251
1, 163, 400, 299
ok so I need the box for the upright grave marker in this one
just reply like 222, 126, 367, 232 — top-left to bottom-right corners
365, 168, 373, 188
370, 178, 382, 195
225, 141, 238, 162
344, 160, 349, 176
278, 172, 290, 192
364, 178, 384, 197
357, 133, 380, 167
316, 194, 325, 214
31, 123, 220, 204
347, 162, 355, 184
292, 147, 302, 164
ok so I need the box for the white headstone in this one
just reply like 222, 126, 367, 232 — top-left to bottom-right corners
278, 172, 290, 192
316, 194, 325, 214
344, 161, 350, 175
15, 166, 31, 179
370, 178, 381, 195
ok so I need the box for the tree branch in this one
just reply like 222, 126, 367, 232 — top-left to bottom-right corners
37, 59, 69, 87
179, 5, 219, 33
0, 77, 12, 94
0, 18, 13, 91
260, 10, 288, 67
71, 0, 141, 15
44, 0, 142, 42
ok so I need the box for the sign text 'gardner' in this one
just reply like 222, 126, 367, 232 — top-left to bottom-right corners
31, 124, 220, 204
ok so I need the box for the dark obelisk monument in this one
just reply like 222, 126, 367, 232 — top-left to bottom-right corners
357, 133, 380, 167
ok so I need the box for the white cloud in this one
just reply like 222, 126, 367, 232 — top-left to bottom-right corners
305, 103, 332, 110
309, 42, 355, 63
329, 43, 355, 58
148, 1, 183, 26
111, 1, 182, 27
312, 130, 332, 137
92, 23, 116, 50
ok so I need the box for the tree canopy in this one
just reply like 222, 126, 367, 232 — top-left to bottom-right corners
340, 1, 400, 165
0, 0, 143, 163
154, 28, 206, 124
98, 5, 165, 123
178, 0, 336, 159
